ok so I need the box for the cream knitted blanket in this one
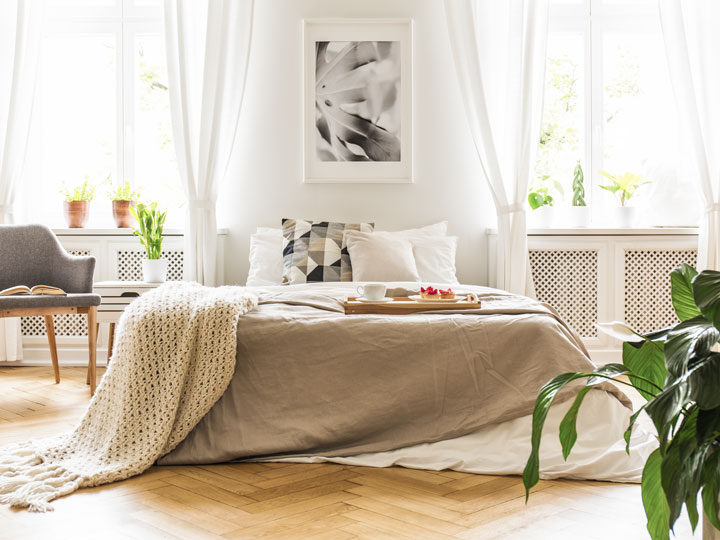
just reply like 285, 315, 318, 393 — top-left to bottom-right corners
0, 282, 257, 512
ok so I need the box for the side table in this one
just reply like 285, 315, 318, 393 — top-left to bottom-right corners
93, 281, 162, 364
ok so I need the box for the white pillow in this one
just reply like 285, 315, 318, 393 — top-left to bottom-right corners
344, 230, 421, 282
381, 221, 448, 239
246, 228, 283, 286
411, 235, 459, 284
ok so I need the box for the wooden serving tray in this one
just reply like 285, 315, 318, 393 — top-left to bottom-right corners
344, 296, 481, 315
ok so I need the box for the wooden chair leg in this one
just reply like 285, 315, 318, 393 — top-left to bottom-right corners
44, 315, 60, 384
88, 306, 97, 395
87, 322, 101, 385
107, 322, 115, 364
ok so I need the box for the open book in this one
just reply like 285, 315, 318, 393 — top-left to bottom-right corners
0, 285, 67, 296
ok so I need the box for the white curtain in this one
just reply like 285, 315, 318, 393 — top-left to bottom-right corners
659, 0, 720, 271
444, 0, 548, 297
163, 0, 254, 285
0, 0, 41, 361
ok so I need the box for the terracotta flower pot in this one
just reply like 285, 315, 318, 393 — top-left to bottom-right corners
112, 200, 135, 228
64, 200, 89, 228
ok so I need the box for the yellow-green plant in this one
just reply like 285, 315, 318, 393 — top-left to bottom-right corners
129, 202, 166, 260
598, 170, 651, 207
60, 176, 98, 202
109, 180, 141, 202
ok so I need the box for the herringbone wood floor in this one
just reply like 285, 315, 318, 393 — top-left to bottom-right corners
0, 366, 698, 540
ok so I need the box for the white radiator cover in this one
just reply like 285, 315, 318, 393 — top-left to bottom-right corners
488, 228, 699, 362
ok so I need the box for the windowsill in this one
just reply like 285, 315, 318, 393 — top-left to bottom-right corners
52, 227, 229, 236
486, 227, 699, 236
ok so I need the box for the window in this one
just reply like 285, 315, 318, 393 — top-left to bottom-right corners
533, 0, 701, 226
21, 0, 183, 228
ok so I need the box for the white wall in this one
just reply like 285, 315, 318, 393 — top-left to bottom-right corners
218, 0, 494, 286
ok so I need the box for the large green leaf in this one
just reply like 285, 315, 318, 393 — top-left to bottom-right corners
671, 264, 700, 321
697, 406, 720, 444
623, 340, 666, 401
664, 317, 719, 379
625, 406, 647, 454
702, 449, 720, 532
660, 409, 704, 529
646, 353, 720, 432
559, 387, 592, 460
687, 353, 720, 409
523, 364, 630, 497
693, 270, 720, 330
642, 448, 671, 540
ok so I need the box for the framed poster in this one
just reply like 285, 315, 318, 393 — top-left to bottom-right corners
303, 19, 413, 183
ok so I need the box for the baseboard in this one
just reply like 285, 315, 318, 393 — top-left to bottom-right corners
1, 344, 109, 367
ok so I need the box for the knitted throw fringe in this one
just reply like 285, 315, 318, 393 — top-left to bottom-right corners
0, 282, 257, 512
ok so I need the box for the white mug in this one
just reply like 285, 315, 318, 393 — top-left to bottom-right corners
357, 283, 387, 301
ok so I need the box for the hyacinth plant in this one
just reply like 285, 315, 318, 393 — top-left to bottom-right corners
523, 263, 720, 540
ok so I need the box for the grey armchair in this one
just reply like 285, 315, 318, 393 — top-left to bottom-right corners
0, 224, 101, 394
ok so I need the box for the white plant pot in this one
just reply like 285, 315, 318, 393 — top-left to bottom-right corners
527, 206, 556, 229
610, 206, 639, 228
142, 258, 168, 283
563, 206, 591, 228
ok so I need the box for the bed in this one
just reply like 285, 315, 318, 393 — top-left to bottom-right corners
159, 281, 655, 483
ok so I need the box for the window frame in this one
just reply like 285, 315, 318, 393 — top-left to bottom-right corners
39, 0, 165, 215
547, 0, 668, 223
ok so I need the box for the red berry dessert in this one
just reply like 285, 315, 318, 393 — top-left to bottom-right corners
420, 286, 440, 299
439, 288, 455, 299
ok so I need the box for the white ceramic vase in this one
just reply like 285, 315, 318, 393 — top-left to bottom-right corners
142, 258, 168, 283
528, 206, 556, 228
610, 206, 639, 228
563, 206, 591, 228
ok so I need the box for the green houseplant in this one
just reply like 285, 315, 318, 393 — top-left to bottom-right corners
528, 175, 564, 228
598, 170, 651, 227
129, 202, 167, 282
108, 180, 141, 229
60, 176, 99, 228
566, 162, 590, 227
523, 263, 720, 540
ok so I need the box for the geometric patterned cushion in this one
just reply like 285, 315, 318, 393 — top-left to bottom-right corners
281, 219, 374, 284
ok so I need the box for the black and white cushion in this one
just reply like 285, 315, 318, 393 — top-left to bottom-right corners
281, 219, 374, 284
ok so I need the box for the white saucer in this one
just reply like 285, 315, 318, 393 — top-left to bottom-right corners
355, 297, 394, 304
408, 295, 462, 303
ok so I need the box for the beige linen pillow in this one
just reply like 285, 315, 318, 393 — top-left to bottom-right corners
344, 230, 421, 282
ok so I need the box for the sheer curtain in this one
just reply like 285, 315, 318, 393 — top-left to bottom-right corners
659, 0, 720, 271
163, 0, 254, 285
0, 0, 41, 361
444, 0, 548, 297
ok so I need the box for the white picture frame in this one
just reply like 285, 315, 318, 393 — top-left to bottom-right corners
303, 19, 413, 184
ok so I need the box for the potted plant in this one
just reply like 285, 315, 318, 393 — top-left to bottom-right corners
129, 202, 168, 282
109, 180, 140, 228
60, 177, 97, 228
523, 263, 720, 540
598, 170, 651, 227
528, 175, 563, 228
565, 162, 590, 227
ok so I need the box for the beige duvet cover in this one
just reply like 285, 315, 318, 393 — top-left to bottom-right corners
159, 283, 629, 465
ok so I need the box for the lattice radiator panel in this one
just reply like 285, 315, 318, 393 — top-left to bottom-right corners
117, 250, 184, 281
624, 248, 697, 334
21, 249, 92, 337
529, 249, 599, 338
21, 249, 184, 337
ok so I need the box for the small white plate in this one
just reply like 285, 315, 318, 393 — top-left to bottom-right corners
408, 295, 462, 303
354, 297, 394, 304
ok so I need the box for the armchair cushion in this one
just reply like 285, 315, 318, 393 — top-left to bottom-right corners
0, 293, 101, 311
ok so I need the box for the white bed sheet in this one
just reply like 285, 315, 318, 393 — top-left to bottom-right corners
247, 282, 656, 483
